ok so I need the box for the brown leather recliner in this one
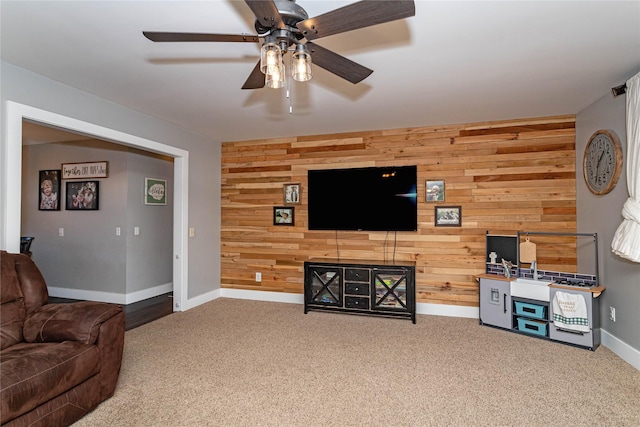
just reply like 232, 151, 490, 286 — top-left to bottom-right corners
1, 251, 125, 426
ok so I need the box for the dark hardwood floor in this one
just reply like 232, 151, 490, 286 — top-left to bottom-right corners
49, 293, 174, 331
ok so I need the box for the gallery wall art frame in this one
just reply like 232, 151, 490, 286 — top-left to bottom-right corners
65, 180, 99, 210
62, 161, 109, 179
283, 183, 301, 204
145, 177, 167, 205
38, 169, 61, 211
435, 205, 461, 227
426, 179, 445, 202
274, 206, 295, 226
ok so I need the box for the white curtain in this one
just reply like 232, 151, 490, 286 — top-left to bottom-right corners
612, 72, 640, 262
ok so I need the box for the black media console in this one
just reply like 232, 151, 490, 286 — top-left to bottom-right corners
304, 259, 416, 323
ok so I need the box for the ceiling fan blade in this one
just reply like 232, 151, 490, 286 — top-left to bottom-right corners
241, 60, 266, 90
245, 0, 285, 30
143, 31, 259, 43
306, 42, 373, 84
297, 0, 415, 41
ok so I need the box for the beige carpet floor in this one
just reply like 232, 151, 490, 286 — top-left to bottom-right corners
74, 298, 640, 426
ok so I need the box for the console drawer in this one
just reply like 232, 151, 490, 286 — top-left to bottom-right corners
345, 296, 369, 310
345, 282, 369, 296
345, 268, 370, 282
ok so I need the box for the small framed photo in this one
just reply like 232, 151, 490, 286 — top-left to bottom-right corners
145, 178, 167, 205
62, 161, 108, 179
66, 181, 99, 210
274, 206, 294, 226
283, 183, 301, 204
426, 180, 445, 202
435, 206, 461, 227
39, 170, 61, 211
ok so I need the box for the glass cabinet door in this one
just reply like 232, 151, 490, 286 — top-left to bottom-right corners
308, 267, 342, 306
373, 270, 408, 311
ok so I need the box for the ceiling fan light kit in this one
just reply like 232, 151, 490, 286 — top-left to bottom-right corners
143, 0, 416, 91
265, 58, 286, 89
291, 44, 312, 82
259, 35, 311, 87
260, 38, 283, 76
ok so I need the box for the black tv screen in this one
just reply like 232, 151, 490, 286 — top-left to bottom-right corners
308, 165, 418, 231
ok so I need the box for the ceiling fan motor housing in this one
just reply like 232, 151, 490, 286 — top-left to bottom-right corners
254, 0, 308, 42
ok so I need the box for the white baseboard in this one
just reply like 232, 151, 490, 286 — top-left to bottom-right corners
416, 302, 479, 318
182, 288, 221, 311
216, 289, 479, 318
47, 283, 173, 305
125, 283, 173, 304
48, 287, 125, 304
601, 329, 640, 371
220, 288, 304, 304
180, 288, 302, 311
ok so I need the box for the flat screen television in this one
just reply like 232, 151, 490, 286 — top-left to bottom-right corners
308, 165, 418, 231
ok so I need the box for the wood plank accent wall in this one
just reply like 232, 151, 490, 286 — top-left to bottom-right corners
221, 115, 577, 307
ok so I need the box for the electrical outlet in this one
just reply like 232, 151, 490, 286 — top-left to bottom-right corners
58, 228, 64, 237
609, 306, 616, 322
255, 272, 262, 282
189, 227, 195, 237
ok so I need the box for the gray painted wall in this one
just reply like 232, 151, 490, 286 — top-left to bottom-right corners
125, 148, 174, 294
576, 85, 640, 351
21, 140, 173, 298
1, 61, 221, 300
21, 141, 128, 294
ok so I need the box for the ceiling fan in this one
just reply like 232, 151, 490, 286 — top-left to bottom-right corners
143, 0, 415, 90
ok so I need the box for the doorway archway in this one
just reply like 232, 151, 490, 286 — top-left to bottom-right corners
4, 101, 189, 311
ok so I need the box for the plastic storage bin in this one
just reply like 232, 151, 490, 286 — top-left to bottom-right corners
517, 317, 548, 337
514, 301, 547, 320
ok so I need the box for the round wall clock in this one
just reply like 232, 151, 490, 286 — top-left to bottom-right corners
583, 129, 623, 195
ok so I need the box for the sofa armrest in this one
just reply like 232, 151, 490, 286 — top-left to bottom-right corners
95, 309, 125, 398
23, 301, 123, 345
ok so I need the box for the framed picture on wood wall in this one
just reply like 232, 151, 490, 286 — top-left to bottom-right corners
39, 170, 61, 211
283, 183, 301, 204
435, 206, 461, 227
274, 206, 294, 226
426, 180, 445, 202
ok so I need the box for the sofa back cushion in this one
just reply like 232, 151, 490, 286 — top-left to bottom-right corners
1, 252, 26, 349
13, 252, 49, 314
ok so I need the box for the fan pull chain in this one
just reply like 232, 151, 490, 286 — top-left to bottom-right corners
286, 73, 293, 114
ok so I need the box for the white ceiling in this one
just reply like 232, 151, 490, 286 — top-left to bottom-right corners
2, 1, 639, 144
